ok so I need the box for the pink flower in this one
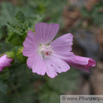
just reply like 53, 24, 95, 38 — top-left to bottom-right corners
23, 22, 74, 78
0, 54, 13, 71
65, 55, 96, 73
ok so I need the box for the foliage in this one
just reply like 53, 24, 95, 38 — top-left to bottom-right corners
80, 0, 103, 28
0, 80, 8, 94
0, 2, 44, 40
38, 69, 79, 103
0, 1, 79, 103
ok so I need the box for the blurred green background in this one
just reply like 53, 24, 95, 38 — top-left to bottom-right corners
0, 0, 103, 103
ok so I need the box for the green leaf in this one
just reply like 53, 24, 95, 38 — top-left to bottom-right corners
0, 68, 9, 81
6, 23, 22, 35
15, 10, 25, 23
0, 43, 1, 49
6, 32, 24, 46
0, 2, 18, 40
0, 2, 17, 26
11, 85, 37, 103
9, 64, 33, 86
0, 81, 8, 94
39, 91, 59, 103
38, 69, 79, 103
0, 41, 13, 54
6, 51, 15, 59
16, 47, 27, 63
47, 69, 79, 93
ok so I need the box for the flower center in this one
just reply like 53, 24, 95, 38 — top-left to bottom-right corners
39, 45, 53, 57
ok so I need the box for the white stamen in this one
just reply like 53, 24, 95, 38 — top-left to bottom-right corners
39, 45, 53, 57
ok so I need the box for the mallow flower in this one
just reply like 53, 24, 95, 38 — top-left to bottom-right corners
23, 22, 96, 78
23, 22, 74, 78
0, 54, 13, 71
66, 55, 96, 73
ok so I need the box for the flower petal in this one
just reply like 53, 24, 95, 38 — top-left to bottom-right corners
23, 30, 38, 57
44, 55, 70, 78
35, 22, 59, 44
66, 55, 96, 73
0, 66, 4, 71
0, 54, 13, 71
51, 33, 74, 60
27, 53, 46, 75
0, 55, 13, 63
45, 63, 58, 78
27, 54, 36, 68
